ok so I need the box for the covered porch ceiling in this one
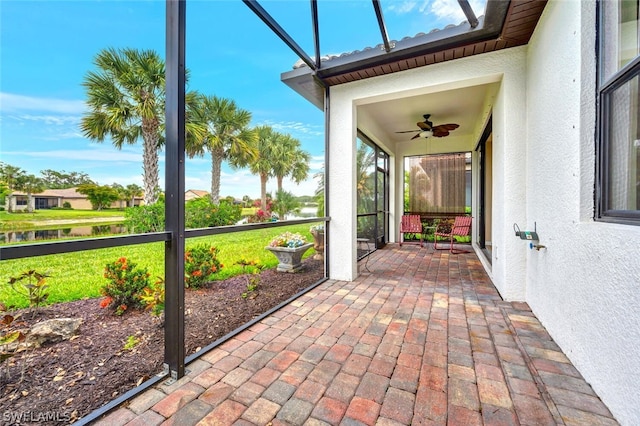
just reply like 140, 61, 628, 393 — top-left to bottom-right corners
249, 0, 547, 151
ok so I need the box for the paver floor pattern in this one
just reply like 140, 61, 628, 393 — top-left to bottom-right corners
95, 245, 618, 426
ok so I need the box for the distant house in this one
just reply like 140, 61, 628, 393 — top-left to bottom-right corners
8, 187, 143, 211
184, 189, 209, 201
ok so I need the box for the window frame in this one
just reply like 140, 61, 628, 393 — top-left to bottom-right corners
596, 1, 640, 224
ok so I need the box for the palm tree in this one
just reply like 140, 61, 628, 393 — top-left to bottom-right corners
249, 125, 278, 211
271, 134, 311, 193
273, 189, 300, 220
186, 94, 258, 204
0, 163, 25, 212
123, 183, 144, 207
80, 48, 165, 205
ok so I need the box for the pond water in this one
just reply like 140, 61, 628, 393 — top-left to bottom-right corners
0, 224, 127, 244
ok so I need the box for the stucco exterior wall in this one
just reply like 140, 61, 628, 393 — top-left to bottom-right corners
525, 1, 640, 424
330, 47, 529, 298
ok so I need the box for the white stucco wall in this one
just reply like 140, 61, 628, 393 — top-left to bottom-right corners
525, 1, 640, 424
329, 48, 529, 299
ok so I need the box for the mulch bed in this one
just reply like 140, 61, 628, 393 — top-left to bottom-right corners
0, 258, 324, 424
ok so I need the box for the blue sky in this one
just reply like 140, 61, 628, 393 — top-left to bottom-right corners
0, 0, 483, 199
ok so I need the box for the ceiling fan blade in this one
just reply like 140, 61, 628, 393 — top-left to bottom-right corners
395, 130, 420, 133
433, 123, 459, 131
432, 130, 450, 137
410, 133, 422, 140
416, 121, 430, 130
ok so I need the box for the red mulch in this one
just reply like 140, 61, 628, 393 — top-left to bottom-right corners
0, 258, 324, 424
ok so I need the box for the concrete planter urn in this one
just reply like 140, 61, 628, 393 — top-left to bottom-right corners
310, 230, 324, 260
266, 243, 313, 272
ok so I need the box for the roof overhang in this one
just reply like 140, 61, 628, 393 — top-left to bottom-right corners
281, 0, 547, 110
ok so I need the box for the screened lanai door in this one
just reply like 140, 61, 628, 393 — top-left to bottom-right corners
357, 132, 389, 258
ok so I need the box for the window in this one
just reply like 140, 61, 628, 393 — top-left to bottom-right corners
404, 153, 471, 214
597, 0, 640, 223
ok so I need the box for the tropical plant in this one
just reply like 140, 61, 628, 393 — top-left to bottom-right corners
272, 189, 300, 220
80, 47, 166, 205
0, 163, 25, 192
249, 125, 277, 211
186, 94, 258, 204
123, 184, 144, 208
270, 134, 311, 193
100, 257, 150, 315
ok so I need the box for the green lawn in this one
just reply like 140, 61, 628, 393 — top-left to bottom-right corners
0, 209, 124, 230
0, 223, 322, 309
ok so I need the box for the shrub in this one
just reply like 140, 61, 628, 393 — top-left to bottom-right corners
5, 270, 50, 313
62, 201, 72, 209
184, 244, 223, 288
124, 202, 165, 233
101, 257, 150, 315
236, 259, 263, 299
140, 277, 165, 316
185, 198, 242, 228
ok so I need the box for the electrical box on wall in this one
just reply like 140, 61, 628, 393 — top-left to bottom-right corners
513, 223, 540, 241
518, 230, 539, 241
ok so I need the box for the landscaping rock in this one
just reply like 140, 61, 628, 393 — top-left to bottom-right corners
27, 317, 83, 347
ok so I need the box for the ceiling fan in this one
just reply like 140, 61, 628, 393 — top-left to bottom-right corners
396, 114, 459, 139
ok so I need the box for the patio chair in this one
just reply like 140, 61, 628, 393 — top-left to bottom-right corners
399, 214, 423, 247
434, 216, 472, 253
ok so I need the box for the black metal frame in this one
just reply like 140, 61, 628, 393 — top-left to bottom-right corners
165, 0, 187, 380
356, 131, 390, 254
595, 0, 640, 225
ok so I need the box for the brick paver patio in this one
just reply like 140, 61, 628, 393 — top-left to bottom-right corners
94, 245, 618, 425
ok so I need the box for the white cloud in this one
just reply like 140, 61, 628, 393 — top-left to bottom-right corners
385, 0, 486, 22
429, 0, 486, 21
0, 92, 87, 114
10, 114, 81, 126
4, 148, 142, 163
386, 1, 420, 15
261, 120, 323, 137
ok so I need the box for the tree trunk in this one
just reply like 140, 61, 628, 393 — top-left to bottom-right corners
277, 175, 283, 193
210, 148, 224, 204
26, 192, 33, 213
260, 173, 268, 211
141, 119, 160, 205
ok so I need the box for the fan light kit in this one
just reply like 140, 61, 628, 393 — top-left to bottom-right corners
396, 114, 459, 139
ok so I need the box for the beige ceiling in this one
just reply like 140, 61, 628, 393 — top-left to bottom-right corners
357, 83, 497, 147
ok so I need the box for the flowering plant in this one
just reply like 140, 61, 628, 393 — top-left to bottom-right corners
269, 231, 307, 248
184, 244, 223, 288
309, 224, 324, 233
101, 257, 150, 315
